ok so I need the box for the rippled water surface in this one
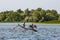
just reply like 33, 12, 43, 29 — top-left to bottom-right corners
0, 23, 60, 40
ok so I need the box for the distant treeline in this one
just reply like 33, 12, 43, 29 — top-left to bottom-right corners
0, 8, 60, 22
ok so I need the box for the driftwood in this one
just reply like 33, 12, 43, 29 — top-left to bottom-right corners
13, 24, 37, 32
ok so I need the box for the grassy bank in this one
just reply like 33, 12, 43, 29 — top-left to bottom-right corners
0, 20, 60, 24
33, 20, 60, 24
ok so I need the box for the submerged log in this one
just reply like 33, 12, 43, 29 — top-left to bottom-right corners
17, 24, 38, 32
12, 22, 37, 32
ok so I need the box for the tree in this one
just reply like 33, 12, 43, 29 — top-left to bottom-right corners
0, 8, 59, 22
0, 13, 7, 22
16, 9, 23, 13
24, 8, 30, 13
36, 8, 42, 11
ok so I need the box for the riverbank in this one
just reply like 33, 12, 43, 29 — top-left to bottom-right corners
33, 20, 60, 24
0, 22, 60, 24
33, 22, 60, 24
0, 20, 60, 24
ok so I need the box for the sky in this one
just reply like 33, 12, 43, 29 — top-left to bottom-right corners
0, 0, 60, 13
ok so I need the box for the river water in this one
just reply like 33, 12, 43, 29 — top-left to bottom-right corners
0, 23, 60, 40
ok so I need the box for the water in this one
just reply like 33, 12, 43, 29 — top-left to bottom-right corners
0, 23, 60, 40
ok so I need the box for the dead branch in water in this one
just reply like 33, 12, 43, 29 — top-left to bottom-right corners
13, 23, 37, 32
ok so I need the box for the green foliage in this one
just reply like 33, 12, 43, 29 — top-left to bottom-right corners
16, 9, 23, 13
0, 8, 59, 22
